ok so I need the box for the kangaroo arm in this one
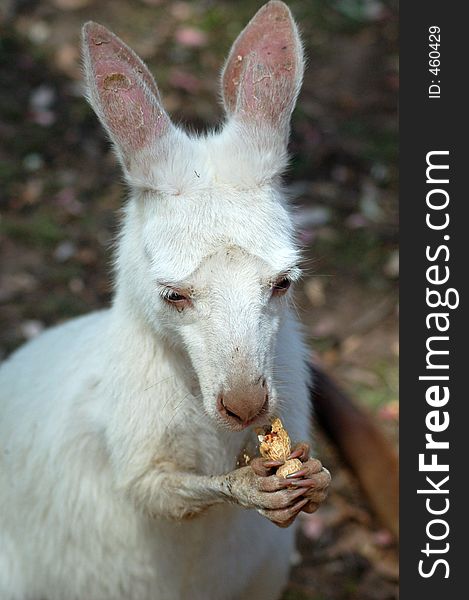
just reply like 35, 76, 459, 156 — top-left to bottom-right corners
128, 464, 231, 520
124, 459, 318, 525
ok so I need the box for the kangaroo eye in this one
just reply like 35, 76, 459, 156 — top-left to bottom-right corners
272, 277, 292, 296
162, 288, 190, 309
166, 291, 186, 302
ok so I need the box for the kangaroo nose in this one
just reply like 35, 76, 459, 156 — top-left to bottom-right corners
217, 378, 268, 428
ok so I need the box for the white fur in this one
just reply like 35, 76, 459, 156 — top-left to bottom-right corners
0, 3, 313, 599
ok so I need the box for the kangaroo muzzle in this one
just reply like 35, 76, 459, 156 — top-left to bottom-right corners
216, 377, 268, 429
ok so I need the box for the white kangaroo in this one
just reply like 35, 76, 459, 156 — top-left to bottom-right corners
0, 2, 331, 599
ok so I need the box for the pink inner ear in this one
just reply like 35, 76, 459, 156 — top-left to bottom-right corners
84, 23, 168, 152
94, 58, 165, 152
222, 1, 300, 123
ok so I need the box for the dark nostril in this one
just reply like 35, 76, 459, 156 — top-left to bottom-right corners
217, 383, 269, 425
261, 378, 266, 389
218, 395, 242, 421
220, 398, 240, 421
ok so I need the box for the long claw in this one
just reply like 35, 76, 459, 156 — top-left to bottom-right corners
286, 468, 308, 479
292, 497, 310, 510
263, 460, 284, 468
288, 478, 318, 487
288, 487, 310, 502
287, 448, 303, 460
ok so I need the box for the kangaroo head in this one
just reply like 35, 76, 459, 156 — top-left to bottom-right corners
82, 1, 304, 432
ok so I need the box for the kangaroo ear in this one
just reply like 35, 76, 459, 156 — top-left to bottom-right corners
221, 1, 304, 139
82, 22, 172, 173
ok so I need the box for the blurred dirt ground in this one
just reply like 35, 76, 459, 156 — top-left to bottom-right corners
0, 1, 398, 598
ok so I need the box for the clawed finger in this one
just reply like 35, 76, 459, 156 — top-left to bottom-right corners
286, 458, 324, 479
250, 457, 281, 477
264, 460, 284, 468
287, 442, 310, 462
288, 478, 323, 488
288, 470, 330, 488
259, 485, 311, 510
257, 475, 293, 492
260, 497, 310, 528
286, 467, 308, 479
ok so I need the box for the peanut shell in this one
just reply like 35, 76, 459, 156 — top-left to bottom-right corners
257, 417, 302, 478
276, 458, 303, 478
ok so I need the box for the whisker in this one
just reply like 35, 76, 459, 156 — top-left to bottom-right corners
163, 391, 199, 434
144, 375, 178, 392
158, 384, 194, 415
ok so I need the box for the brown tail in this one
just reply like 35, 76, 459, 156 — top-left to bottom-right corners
310, 362, 399, 540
